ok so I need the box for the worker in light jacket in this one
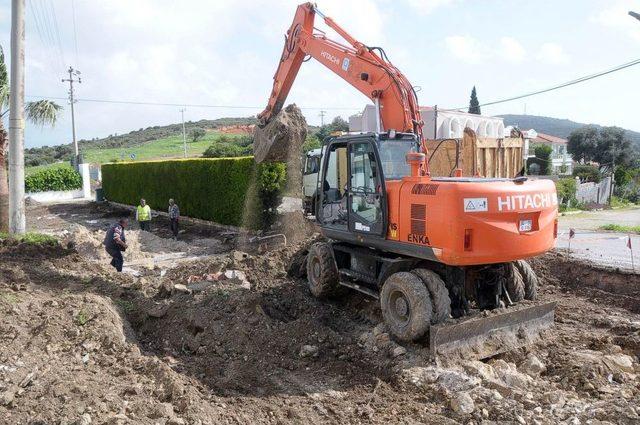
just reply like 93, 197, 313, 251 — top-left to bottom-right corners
136, 198, 152, 231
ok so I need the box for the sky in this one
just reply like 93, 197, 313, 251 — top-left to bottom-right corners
0, 0, 639, 148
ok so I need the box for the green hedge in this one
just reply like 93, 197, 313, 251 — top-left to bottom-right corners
101, 157, 286, 228
25, 167, 82, 193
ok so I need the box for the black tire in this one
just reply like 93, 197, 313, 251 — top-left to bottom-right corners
515, 260, 538, 300
411, 268, 451, 324
504, 262, 525, 302
380, 272, 432, 341
306, 242, 339, 298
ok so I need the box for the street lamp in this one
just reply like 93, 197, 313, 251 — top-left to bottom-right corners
630, 11, 640, 22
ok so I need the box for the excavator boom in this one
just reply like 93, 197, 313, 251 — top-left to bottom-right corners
258, 2, 424, 142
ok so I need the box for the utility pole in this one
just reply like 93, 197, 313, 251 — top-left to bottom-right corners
8, 0, 25, 234
62, 66, 81, 167
319, 110, 326, 126
180, 108, 187, 158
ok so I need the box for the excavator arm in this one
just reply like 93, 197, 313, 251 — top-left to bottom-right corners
258, 2, 424, 142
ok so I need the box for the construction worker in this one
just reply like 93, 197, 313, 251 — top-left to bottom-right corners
104, 218, 128, 272
168, 198, 180, 240
136, 198, 152, 231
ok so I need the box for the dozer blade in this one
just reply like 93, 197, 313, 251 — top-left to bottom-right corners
429, 301, 556, 360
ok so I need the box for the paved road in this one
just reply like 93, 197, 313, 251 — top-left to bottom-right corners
556, 207, 639, 272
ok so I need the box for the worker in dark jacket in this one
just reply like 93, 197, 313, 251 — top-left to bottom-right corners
104, 218, 129, 272
168, 198, 180, 240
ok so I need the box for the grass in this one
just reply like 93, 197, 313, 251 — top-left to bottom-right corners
75, 309, 89, 326
0, 291, 19, 305
24, 131, 246, 175
115, 299, 134, 312
25, 161, 72, 176
82, 131, 225, 164
0, 232, 58, 246
599, 224, 640, 234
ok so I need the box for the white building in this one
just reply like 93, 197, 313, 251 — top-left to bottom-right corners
348, 105, 505, 139
520, 129, 573, 175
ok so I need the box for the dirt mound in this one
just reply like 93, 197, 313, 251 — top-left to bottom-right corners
253, 104, 307, 164
64, 224, 151, 262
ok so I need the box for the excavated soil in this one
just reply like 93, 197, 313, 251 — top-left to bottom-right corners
0, 202, 639, 424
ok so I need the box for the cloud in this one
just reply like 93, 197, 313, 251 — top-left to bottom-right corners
407, 0, 456, 15
499, 37, 526, 63
591, 1, 640, 43
536, 43, 570, 64
444, 35, 489, 63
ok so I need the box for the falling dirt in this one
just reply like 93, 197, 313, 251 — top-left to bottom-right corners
0, 201, 639, 424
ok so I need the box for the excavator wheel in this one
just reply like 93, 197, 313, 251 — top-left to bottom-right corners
306, 242, 339, 298
380, 272, 433, 342
411, 268, 451, 324
514, 260, 538, 300
504, 263, 525, 303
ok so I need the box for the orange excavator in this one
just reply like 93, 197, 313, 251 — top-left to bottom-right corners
257, 3, 557, 356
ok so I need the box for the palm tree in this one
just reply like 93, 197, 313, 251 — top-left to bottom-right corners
0, 45, 62, 232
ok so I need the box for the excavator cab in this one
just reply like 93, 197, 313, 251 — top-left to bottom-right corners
317, 133, 419, 236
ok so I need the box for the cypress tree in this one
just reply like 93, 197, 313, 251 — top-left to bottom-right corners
468, 86, 481, 115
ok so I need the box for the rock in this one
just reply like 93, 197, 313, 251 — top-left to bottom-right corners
173, 284, 191, 294
490, 359, 532, 389
0, 389, 15, 406
521, 355, 546, 376
232, 251, 250, 263
150, 403, 174, 419
392, 346, 407, 358
299, 345, 319, 358
450, 392, 474, 414
602, 353, 635, 373
147, 303, 170, 318
464, 360, 498, 381
19, 371, 36, 387
167, 418, 186, 425
159, 281, 175, 298
516, 415, 526, 424
78, 413, 92, 425
222, 270, 250, 289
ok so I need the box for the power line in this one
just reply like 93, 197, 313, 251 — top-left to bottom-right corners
71, 0, 79, 66
47, 0, 66, 69
444, 57, 640, 112
24, 95, 362, 111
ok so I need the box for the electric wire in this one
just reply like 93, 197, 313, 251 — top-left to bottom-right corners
71, 0, 80, 67
443, 57, 640, 112
24, 95, 362, 111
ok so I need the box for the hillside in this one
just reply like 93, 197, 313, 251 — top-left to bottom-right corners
498, 114, 640, 146
26, 116, 322, 167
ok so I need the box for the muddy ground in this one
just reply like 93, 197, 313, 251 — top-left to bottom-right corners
0, 201, 639, 424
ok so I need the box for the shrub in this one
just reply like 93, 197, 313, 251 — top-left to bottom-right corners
25, 167, 82, 193
202, 143, 246, 158
189, 127, 206, 142
102, 157, 255, 226
555, 178, 577, 206
256, 162, 287, 228
573, 164, 601, 183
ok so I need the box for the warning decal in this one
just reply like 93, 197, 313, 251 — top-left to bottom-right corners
464, 197, 488, 212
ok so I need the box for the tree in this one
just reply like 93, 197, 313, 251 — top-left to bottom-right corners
468, 86, 481, 115
0, 45, 62, 232
189, 127, 206, 142
573, 164, 602, 183
315, 116, 349, 141
568, 125, 635, 171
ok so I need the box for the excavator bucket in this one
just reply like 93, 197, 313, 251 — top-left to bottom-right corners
253, 104, 307, 164
429, 301, 556, 360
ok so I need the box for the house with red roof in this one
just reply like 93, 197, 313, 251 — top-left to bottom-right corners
521, 129, 573, 175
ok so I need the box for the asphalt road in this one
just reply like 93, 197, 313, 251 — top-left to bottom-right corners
556, 207, 639, 272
